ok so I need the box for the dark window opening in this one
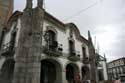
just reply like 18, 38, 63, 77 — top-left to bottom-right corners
47, 30, 57, 50
0, 59, 15, 83
0, 30, 5, 49
41, 60, 56, 83
98, 70, 104, 81
66, 64, 74, 82
82, 67, 86, 79
82, 47, 86, 58
10, 31, 17, 51
69, 40, 75, 56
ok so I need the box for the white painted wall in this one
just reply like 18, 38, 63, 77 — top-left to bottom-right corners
15, 18, 21, 47
42, 20, 90, 59
40, 19, 91, 80
3, 22, 17, 47
2, 16, 90, 62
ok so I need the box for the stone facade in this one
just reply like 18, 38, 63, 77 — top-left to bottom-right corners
0, 0, 13, 24
0, 0, 97, 83
0, 0, 13, 48
97, 54, 108, 81
107, 57, 125, 82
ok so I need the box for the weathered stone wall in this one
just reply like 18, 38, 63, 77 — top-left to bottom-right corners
0, 0, 13, 24
0, 0, 13, 48
0, 0, 96, 83
13, 3, 44, 82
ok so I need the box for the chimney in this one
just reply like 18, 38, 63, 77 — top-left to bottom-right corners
37, 0, 43, 9
25, 0, 32, 10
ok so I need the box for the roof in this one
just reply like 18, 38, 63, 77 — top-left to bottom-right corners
6, 9, 89, 45
108, 57, 125, 64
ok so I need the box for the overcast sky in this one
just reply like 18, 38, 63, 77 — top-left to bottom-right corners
14, 0, 125, 62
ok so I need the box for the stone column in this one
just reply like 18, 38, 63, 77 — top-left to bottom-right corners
37, 0, 43, 9
62, 69, 68, 83
79, 71, 82, 81
25, 0, 32, 10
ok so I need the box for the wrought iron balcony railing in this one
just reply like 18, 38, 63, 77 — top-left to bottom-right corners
68, 51, 80, 61
42, 41, 63, 57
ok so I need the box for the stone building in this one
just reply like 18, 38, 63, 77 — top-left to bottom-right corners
107, 57, 125, 82
0, 0, 13, 48
0, 0, 13, 24
96, 54, 108, 81
0, 0, 97, 83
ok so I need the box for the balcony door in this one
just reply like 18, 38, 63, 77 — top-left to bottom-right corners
82, 66, 90, 80
69, 40, 75, 56
48, 30, 56, 50
66, 63, 79, 82
41, 60, 56, 83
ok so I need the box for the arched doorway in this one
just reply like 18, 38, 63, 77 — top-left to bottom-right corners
40, 59, 62, 83
0, 59, 15, 83
82, 66, 90, 80
66, 63, 79, 82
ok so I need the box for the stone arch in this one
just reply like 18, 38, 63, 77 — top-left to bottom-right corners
81, 66, 90, 80
0, 59, 15, 83
44, 26, 58, 43
65, 62, 80, 82
40, 58, 63, 83
46, 26, 58, 35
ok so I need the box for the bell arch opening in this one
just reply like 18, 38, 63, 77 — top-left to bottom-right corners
40, 59, 62, 83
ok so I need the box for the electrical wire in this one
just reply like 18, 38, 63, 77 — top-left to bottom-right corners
63, 1, 98, 21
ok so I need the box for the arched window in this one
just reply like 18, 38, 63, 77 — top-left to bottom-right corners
47, 30, 57, 50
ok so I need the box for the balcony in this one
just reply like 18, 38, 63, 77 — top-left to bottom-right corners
42, 41, 63, 57
0, 42, 14, 57
83, 57, 90, 64
68, 51, 80, 61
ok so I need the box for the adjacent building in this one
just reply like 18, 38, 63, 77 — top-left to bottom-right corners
0, 0, 13, 48
0, 0, 97, 83
0, 0, 13, 24
96, 54, 108, 82
107, 57, 125, 82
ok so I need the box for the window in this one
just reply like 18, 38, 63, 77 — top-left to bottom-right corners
69, 40, 75, 56
82, 47, 86, 58
47, 30, 57, 50
10, 29, 17, 50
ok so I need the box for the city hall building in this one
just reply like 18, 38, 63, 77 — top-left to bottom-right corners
0, 0, 97, 83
